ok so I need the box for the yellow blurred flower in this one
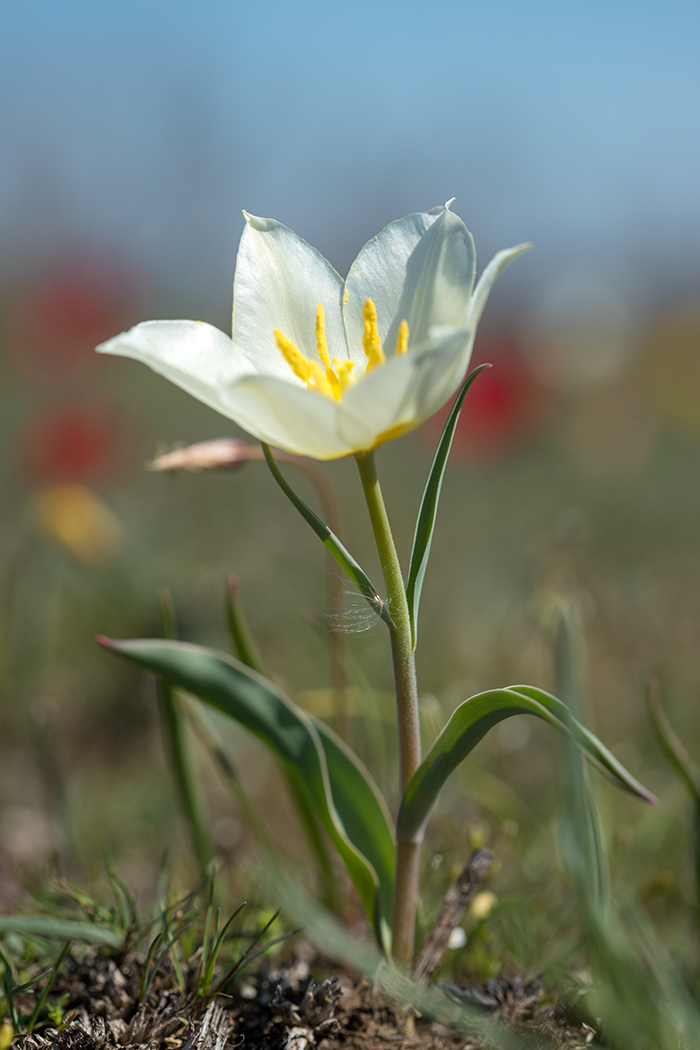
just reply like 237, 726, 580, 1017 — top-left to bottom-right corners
35, 483, 123, 565
469, 890, 498, 921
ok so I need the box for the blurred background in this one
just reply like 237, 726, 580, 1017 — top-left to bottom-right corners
1, 0, 700, 978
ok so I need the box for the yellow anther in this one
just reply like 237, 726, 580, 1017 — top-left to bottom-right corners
315, 303, 330, 366
362, 298, 385, 372
395, 319, 409, 356
274, 329, 313, 383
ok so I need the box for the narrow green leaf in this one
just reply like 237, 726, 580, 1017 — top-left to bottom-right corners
26, 940, 72, 1034
648, 679, 700, 909
226, 575, 266, 674
552, 602, 610, 914
0, 916, 121, 947
513, 684, 658, 803
397, 685, 657, 844
311, 718, 395, 938
648, 681, 700, 810
97, 636, 395, 944
156, 589, 213, 874
406, 364, 490, 650
262, 444, 392, 628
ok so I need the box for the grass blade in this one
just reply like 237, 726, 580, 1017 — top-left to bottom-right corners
157, 588, 213, 875
25, 940, 71, 1034
0, 916, 120, 947
405, 364, 490, 650
226, 575, 266, 674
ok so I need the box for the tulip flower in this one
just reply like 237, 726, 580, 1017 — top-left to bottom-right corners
97, 203, 528, 459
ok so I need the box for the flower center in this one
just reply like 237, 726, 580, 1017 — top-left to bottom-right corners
273, 300, 409, 400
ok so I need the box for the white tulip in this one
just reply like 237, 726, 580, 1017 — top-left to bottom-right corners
97, 202, 529, 460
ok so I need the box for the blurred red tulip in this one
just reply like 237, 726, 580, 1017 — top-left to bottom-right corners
20, 404, 130, 485
8, 264, 125, 380
424, 330, 546, 460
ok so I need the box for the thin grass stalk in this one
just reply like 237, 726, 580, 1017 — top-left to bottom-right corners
25, 940, 71, 1034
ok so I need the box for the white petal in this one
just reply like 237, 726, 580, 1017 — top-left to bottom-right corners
97, 320, 250, 418
232, 213, 346, 378
220, 376, 351, 459
467, 243, 532, 333
336, 328, 476, 452
343, 204, 476, 365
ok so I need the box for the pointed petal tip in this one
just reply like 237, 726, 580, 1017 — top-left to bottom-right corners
444, 197, 456, 209
95, 634, 116, 649
242, 210, 275, 232
95, 334, 118, 354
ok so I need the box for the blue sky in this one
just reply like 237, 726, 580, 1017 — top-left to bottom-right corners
2, 0, 699, 312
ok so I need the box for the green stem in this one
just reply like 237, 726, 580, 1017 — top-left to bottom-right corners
355, 450, 422, 965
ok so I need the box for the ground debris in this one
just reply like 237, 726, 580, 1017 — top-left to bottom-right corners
16, 950, 596, 1050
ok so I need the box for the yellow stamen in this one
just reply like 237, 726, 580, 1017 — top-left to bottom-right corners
395, 319, 409, 356
315, 303, 330, 366
362, 298, 385, 372
274, 329, 313, 383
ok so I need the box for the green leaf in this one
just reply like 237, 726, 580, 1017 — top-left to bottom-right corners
311, 718, 395, 942
156, 588, 213, 874
262, 444, 392, 627
397, 685, 657, 844
97, 637, 395, 945
226, 575, 266, 674
405, 364, 490, 650
648, 681, 700, 810
648, 680, 700, 906
0, 916, 121, 947
552, 602, 610, 914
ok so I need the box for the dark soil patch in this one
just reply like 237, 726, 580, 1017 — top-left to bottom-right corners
17, 948, 595, 1050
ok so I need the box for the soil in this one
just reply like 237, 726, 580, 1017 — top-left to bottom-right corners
17, 947, 596, 1050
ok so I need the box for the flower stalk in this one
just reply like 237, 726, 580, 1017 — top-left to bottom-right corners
355, 450, 422, 964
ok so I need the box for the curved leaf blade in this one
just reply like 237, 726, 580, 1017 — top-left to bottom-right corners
97, 636, 395, 942
397, 685, 657, 843
512, 684, 658, 805
312, 717, 395, 940
262, 444, 391, 627
0, 916, 121, 947
405, 364, 490, 650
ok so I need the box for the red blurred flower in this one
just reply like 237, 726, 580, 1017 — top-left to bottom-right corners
8, 264, 126, 381
424, 330, 546, 460
20, 404, 131, 485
